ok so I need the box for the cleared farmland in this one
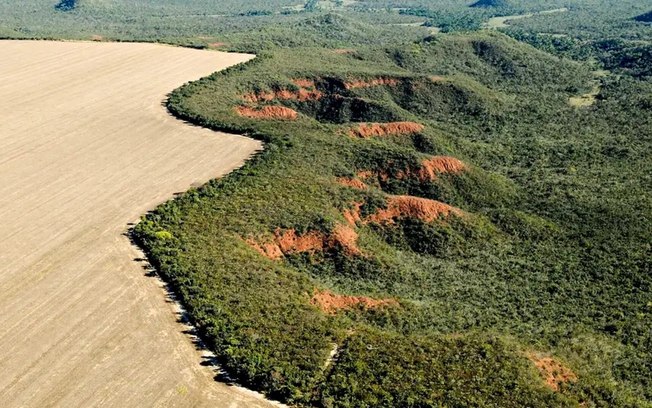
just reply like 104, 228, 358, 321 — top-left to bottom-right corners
0, 41, 274, 407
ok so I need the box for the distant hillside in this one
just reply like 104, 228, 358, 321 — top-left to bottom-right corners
470, 0, 510, 8
634, 11, 652, 22
221, 13, 426, 51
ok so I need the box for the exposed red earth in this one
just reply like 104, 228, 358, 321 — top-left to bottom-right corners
236, 105, 299, 120
310, 289, 398, 314
418, 156, 467, 181
367, 195, 464, 224
348, 121, 425, 138
528, 354, 578, 391
246, 225, 361, 260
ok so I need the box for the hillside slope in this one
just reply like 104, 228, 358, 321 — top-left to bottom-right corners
135, 30, 652, 407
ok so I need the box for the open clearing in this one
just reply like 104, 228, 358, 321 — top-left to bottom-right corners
0, 41, 276, 407
569, 68, 608, 107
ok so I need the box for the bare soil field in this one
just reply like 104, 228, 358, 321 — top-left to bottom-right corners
569, 69, 608, 107
0, 40, 277, 407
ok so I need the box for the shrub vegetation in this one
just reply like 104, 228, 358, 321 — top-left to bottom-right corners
133, 30, 651, 407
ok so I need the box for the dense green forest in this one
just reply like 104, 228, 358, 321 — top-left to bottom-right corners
134, 33, 651, 406
2, 0, 650, 407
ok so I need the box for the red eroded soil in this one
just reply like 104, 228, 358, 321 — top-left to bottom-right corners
418, 156, 466, 181
246, 225, 361, 259
245, 229, 323, 259
344, 77, 399, 89
333, 49, 355, 55
357, 168, 393, 183
245, 238, 284, 260
243, 79, 321, 103
337, 177, 367, 190
355, 155, 464, 186
274, 229, 325, 254
310, 289, 398, 314
243, 87, 323, 103
528, 354, 577, 391
349, 122, 424, 138
356, 170, 374, 180
294, 88, 323, 100
209, 42, 227, 48
368, 195, 463, 224
343, 202, 363, 226
292, 78, 316, 88
236, 105, 298, 120
328, 224, 361, 256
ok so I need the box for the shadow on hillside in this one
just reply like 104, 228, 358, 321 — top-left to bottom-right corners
55, 0, 76, 12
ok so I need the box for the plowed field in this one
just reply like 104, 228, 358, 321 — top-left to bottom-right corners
0, 40, 274, 408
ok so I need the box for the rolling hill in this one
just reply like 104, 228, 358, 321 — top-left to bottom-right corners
135, 28, 652, 407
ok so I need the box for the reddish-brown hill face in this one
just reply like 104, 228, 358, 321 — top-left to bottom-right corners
236, 105, 299, 120
348, 122, 424, 138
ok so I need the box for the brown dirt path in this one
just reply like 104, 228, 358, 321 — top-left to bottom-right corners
0, 40, 281, 407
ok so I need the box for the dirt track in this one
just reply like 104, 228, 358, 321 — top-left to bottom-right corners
0, 41, 277, 407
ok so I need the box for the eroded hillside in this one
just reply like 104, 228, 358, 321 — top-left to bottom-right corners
135, 32, 652, 407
